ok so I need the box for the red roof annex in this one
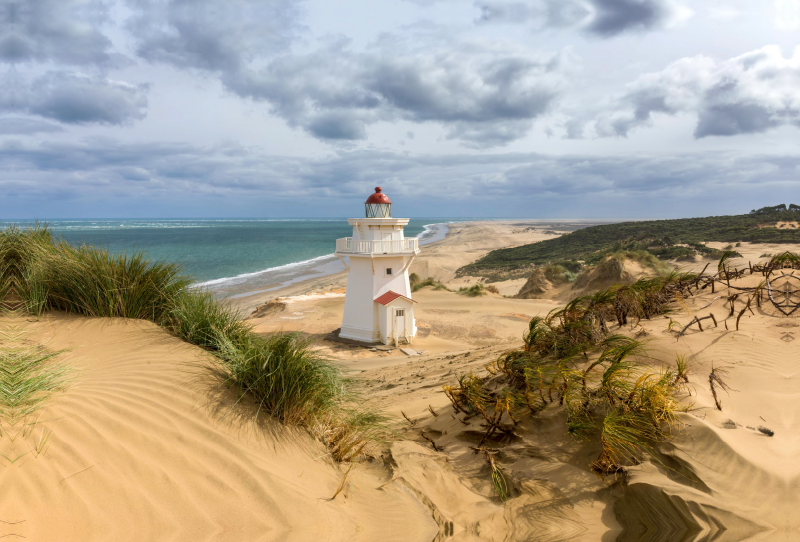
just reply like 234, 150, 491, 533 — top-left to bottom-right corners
374, 291, 417, 306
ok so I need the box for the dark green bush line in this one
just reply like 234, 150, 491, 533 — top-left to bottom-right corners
1, 225, 379, 461
460, 205, 799, 278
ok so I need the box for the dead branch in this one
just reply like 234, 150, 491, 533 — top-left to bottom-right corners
735, 297, 753, 331
401, 411, 417, 426
421, 431, 443, 452
428, 405, 439, 417
677, 314, 718, 339
699, 296, 721, 310
709, 366, 732, 411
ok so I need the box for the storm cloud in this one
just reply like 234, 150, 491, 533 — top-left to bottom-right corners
475, 0, 688, 36
1, 71, 148, 124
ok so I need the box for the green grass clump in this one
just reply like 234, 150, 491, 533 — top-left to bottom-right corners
458, 283, 487, 297
165, 290, 252, 349
1, 225, 190, 319
0, 327, 71, 427
411, 276, 451, 292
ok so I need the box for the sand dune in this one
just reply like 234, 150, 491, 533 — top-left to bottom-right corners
2, 315, 437, 541
6, 227, 800, 541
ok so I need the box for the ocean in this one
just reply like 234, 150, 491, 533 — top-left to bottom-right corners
5, 219, 454, 298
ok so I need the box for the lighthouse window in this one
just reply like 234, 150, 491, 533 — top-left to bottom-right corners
396, 310, 404, 317
386, 268, 393, 276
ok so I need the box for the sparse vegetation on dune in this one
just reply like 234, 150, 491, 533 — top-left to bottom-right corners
446, 269, 703, 477
0, 225, 379, 461
447, 248, 800, 484
458, 283, 487, 297
409, 273, 451, 292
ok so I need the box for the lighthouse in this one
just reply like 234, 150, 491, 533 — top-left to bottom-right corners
335, 187, 419, 345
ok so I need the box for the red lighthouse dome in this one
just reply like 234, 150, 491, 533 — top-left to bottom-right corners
365, 187, 392, 218
365, 187, 391, 204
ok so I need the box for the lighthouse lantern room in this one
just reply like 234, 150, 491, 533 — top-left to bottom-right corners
335, 187, 419, 345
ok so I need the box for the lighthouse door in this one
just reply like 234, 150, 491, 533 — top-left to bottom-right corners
381, 231, 392, 253
394, 309, 405, 344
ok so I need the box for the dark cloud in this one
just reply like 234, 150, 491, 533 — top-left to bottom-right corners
0, 71, 148, 125
582, 46, 800, 139
475, 0, 685, 37
307, 113, 367, 140
695, 102, 778, 138
126, 0, 302, 72
586, 0, 668, 36
224, 38, 567, 146
28, 72, 148, 125
0, 0, 119, 66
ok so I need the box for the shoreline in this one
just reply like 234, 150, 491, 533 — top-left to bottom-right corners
233, 220, 568, 315
228, 221, 459, 314
204, 221, 452, 304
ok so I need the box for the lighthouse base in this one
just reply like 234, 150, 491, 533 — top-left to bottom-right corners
339, 324, 382, 344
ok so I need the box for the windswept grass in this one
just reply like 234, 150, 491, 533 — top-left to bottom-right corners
0, 224, 381, 461
445, 270, 699, 478
0, 327, 71, 428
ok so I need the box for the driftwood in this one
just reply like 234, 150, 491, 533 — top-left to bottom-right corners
727, 293, 739, 317
735, 297, 754, 331
698, 296, 721, 310
677, 313, 718, 339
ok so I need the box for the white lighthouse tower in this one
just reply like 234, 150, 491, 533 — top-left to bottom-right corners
335, 187, 419, 345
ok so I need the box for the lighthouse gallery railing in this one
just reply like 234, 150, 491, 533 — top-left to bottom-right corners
335, 237, 418, 254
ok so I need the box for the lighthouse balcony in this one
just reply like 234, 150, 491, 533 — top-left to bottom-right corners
335, 237, 419, 255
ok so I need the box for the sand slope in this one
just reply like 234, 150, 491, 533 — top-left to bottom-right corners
1, 315, 438, 541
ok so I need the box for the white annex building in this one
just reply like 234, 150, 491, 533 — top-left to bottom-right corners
335, 187, 419, 345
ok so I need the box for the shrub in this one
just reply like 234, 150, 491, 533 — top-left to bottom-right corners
485, 285, 500, 294
543, 264, 577, 284
411, 276, 451, 292
458, 283, 486, 297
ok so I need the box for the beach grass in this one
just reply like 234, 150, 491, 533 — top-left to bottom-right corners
446, 269, 699, 476
0, 328, 71, 428
0, 224, 379, 461
409, 274, 451, 292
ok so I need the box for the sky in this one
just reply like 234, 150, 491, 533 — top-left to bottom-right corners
0, 0, 798, 219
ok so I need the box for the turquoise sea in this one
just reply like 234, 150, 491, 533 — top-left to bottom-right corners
3, 219, 455, 298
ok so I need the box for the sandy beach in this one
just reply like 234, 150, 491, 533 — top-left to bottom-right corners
6, 220, 800, 541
